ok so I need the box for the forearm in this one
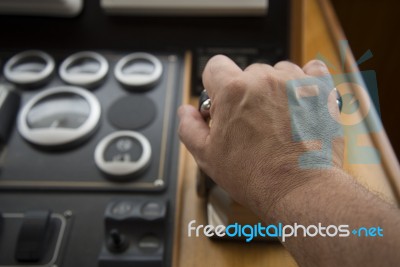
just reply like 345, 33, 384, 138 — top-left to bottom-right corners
261, 169, 400, 267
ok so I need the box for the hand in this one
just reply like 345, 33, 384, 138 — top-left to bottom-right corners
178, 55, 343, 217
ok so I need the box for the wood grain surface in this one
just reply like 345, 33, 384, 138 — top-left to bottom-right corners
172, 0, 400, 266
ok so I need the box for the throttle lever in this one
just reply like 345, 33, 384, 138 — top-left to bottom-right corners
196, 90, 214, 197
199, 90, 211, 120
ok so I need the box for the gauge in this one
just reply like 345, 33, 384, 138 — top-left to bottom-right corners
114, 52, 162, 89
18, 86, 101, 147
59, 51, 109, 87
94, 131, 152, 178
4, 50, 55, 86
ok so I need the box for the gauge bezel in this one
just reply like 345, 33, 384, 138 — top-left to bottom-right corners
114, 52, 163, 88
94, 131, 152, 177
4, 50, 55, 86
18, 86, 101, 147
59, 51, 109, 87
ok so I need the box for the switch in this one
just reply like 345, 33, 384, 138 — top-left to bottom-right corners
107, 228, 129, 253
141, 202, 166, 221
15, 210, 51, 262
138, 235, 161, 253
99, 200, 167, 267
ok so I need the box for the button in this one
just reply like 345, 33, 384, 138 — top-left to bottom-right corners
138, 235, 161, 253
17, 86, 101, 148
111, 201, 134, 216
15, 210, 51, 262
107, 95, 156, 130
59, 51, 109, 88
114, 53, 163, 89
141, 202, 166, 220
94, 131, 152, 178
4, 50, 55, 86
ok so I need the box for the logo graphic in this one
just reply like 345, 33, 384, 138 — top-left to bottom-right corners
188, 220, 384, 242
286, 40, 381, 168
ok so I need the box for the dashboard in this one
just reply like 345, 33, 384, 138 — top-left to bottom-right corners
0, 0, 290, 266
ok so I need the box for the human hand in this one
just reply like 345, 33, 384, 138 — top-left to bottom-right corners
178, 55, 343, 217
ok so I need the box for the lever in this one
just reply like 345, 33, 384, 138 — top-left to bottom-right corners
199, 89, 211, 119
15, 210, 51, 262
197, 90, 215, 197
0, 83, 21, 145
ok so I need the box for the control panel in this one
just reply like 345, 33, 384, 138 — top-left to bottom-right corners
0, 0, 290, 265
0, 49, 184, 267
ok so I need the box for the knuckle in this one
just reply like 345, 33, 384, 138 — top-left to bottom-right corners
257, 72, 278, 89
224, 77, 247, 96
210, 54, 228, 62
203, 54, 227, 78
245, 62, 264, 71
275, 60, 293, 67
309, 59, 326, 66
207, 54, 229, 69
307, 59, 328, 71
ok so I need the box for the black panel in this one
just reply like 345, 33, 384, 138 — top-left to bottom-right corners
0, 50, 183, 267
0, 0, 290, 266
0, 0, 290, 52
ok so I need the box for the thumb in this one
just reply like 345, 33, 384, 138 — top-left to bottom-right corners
178, 105, 209, 159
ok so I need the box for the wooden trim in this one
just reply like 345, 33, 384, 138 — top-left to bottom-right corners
172, 51, 192, 267
173, 0, 400, 266
290, 0, 304, 64
317, 0, 400, 203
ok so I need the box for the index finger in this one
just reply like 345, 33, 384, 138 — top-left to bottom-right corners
202, 55, 243, 99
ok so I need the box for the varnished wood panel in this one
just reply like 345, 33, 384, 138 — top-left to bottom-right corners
173, 0, 400, 266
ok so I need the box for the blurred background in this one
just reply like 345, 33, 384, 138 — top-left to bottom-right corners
333, 0, 400, 159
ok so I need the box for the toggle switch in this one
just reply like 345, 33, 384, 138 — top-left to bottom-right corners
99, 200, 167, 267
15, 210, 51, 262
107, 228, 129, 253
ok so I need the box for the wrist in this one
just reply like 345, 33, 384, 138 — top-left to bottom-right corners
251, 166, 349, 224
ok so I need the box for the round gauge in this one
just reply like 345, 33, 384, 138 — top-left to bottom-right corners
59, 51, 109, 87
18, 86, 101, 147
114, 52, 163, 89
4, 50, 55, 86
94, 131, 152, 178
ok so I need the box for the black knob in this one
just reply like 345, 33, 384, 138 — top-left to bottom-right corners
107, 229, 129, 253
